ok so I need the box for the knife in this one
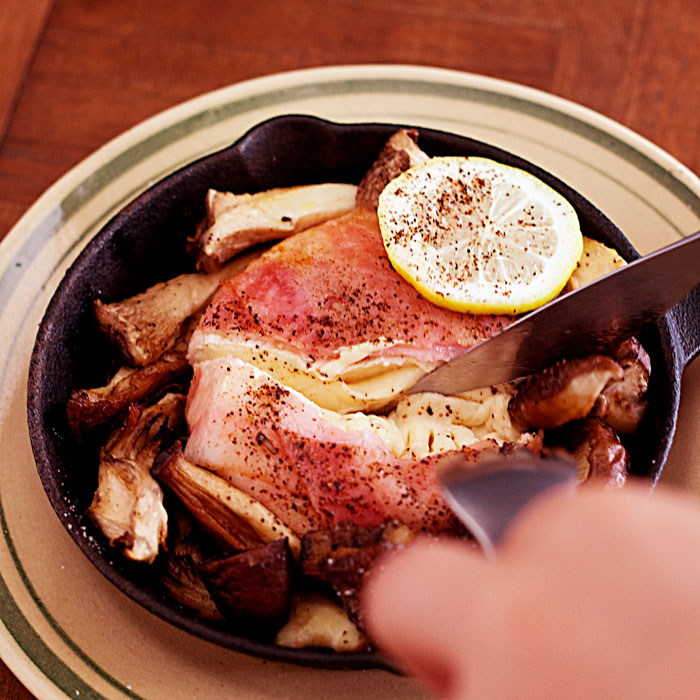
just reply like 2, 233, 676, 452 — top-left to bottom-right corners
409, 229, 700, 395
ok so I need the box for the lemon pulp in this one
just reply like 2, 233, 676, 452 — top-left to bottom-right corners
377, 156, 583, 314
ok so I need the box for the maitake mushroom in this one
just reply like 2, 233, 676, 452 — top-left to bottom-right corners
159, 509, 223, 620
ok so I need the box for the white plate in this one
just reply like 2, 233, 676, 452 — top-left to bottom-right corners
2, 64, 700, 700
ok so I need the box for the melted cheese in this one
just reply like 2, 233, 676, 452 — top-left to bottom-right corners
211, 358, 519, 461
388, 388, 520, 459
565, 236, 625, 292
189, 334, 435, 413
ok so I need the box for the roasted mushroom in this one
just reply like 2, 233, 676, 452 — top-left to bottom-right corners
67, 352, 190, 434
356, 129, 430, 209
199, 538, 295, 628
509, 355, 624, 430
554, 417, 629, 487
94, 253, 257, 367
592, 338, 651, 433
153, 443, 301, 556
159, 509, 222, 620
87, 392, 185, 563
300, 520, 414, 628
189, 184, 358, 272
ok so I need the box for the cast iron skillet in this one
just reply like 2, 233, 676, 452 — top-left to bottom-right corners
27, 115, 700, 671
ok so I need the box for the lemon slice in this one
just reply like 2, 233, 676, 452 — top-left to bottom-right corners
377, 156, 583, 314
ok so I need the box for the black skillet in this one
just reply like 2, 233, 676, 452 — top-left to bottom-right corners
26, 115, 700, 671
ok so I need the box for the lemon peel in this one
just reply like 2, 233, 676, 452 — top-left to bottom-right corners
377, 156, 583, 314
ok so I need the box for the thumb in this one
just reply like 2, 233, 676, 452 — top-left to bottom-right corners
362, 538, 492, 697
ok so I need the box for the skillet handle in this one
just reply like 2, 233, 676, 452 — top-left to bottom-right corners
668, 283, 700, 372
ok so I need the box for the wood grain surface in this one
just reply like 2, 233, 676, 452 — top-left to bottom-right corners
1, 0, 699, 696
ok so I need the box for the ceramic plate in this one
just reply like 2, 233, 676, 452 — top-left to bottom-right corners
2, 64, 700, 700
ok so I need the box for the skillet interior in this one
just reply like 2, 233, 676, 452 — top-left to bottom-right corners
26, 115, 680, 670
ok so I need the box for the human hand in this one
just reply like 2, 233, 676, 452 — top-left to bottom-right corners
363, 482, 700, 699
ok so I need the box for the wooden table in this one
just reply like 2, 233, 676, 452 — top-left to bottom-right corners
1, 0, 698, 696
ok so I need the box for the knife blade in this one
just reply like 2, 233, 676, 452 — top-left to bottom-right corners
409, 229, 700, 395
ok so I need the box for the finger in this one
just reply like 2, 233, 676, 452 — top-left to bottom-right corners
502, 480, 700, 565
363, 538, 492, 697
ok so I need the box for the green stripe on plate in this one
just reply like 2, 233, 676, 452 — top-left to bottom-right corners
0, 502, 144, 699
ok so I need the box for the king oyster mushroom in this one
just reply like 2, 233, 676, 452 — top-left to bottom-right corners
153, 443, 301, 556
94, 252, 259, 367
189, 183, 358, 272
355, 128, 430, 209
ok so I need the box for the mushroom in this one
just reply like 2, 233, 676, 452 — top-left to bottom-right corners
94, 252, 258, 367
592, 338, 651, 433
554, 417, 629, 487
509, 355, 624, 430
300, 519, 414, 628
153, 443, 301, 556
67, 351, 190, 434
189, 183, 358, 272
356, 129, 430, 210
199, 539, 295, 628
158, 509, 223, 620
87, 392, 185, 563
